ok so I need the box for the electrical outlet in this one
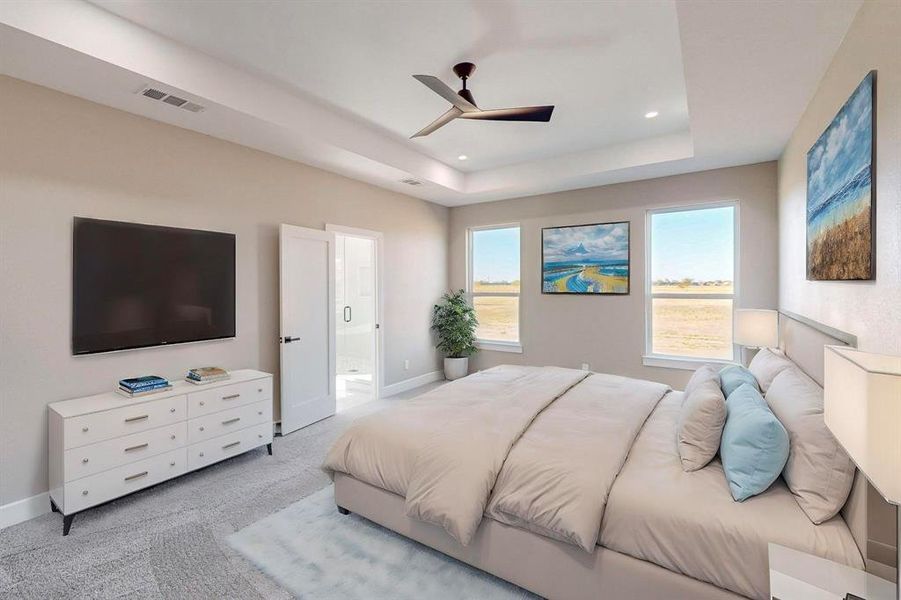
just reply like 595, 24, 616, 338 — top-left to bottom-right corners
404, 359, 410, 370
581, 363, 590, 371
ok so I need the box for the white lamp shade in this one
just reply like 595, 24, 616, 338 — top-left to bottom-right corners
733, 309, 779, 348
824, 346, 901, 504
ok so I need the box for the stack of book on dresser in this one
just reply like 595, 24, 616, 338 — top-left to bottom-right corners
117, 375, 172, 398
186, 367, 230, 385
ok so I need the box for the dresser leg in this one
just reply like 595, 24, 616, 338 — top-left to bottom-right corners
337, 506, 350, 515
50, 500, 59, 513
267, 443, 272, 456
62, 514, 74, 536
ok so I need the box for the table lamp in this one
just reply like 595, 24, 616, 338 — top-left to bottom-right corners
824, 345, 901, 600
733, 309, 779, 365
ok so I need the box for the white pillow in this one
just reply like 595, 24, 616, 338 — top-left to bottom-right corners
765, 368, 856, 524
678, 366, 726, 472
748, 347, 794, 392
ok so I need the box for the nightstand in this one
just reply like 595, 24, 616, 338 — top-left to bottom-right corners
769, 543, 895, 600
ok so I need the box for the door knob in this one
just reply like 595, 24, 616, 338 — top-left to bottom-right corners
282, 336, 300, 343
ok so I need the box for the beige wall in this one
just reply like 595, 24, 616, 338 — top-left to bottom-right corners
449, 162, 779, 390
0, 76, 448, 505
777, 0, 899, 575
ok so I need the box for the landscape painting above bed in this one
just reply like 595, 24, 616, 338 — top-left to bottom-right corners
806, 70, 875, 281
542, 221, 629, 294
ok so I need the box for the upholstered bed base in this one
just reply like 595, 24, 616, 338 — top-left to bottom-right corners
334, 472, 746, 600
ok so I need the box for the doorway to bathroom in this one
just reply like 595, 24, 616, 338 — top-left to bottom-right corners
328, 225, 382, 412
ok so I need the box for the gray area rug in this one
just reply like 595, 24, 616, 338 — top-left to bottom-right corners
0, 384, 442, 599
228, 486, 535, 599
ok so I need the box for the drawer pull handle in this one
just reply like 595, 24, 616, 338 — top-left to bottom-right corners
222, 394, 241, 400
199, 401, 205, 406
170, 434, 176, 440
258, 411, 263, 416
82, 427, 89, 433
124, 471, 148, 482
258, 388, 263, 393
199, 426, 205, 431
124, 443, 149, 453
124, 415, 149, 423
222, 417, 241, 425
222, 441, 241, 450
82, 458, 89, 464
82, 490, 88, 496
199, 452, 205, 457
170, 461, 176, 467
170, 408, 176, 413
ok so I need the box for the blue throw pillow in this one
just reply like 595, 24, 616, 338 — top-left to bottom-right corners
720, 383, 789, 501
719, 364, 759, 397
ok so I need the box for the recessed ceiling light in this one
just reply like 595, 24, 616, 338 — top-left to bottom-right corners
645, 111, 659, 119
458, 154, 468, 161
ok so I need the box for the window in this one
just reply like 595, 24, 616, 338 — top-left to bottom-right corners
646, 204, 737, 364
468, 225, 521, 349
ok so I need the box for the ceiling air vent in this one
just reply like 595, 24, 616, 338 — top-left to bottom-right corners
136, 85, 205, 113
141, 88, 167, 100
400, 178, 422, 186
162, 94, 188, 107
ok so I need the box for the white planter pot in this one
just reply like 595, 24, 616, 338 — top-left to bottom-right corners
443, 357, 469, 381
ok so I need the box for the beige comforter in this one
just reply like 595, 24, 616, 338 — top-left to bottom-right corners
323, 365, 589, 545
487, 373, 669, 551
599, 392, 864, 600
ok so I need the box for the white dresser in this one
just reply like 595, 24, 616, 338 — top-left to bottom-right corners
48, 369, 273, 535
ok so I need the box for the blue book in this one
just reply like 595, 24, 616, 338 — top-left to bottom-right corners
119, 376, 168, 390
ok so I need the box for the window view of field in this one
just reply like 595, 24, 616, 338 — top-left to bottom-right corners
471, 227, 521, 343
473, 284, 519, 342
652, 281, 733, 359
650, 206, 735, 360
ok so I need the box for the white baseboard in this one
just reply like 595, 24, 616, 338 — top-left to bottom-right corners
381, 370, 443, 398
0, 491, 50, 530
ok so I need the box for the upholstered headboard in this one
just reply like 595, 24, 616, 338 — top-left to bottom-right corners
777, 310, 868, 559
778, 309, 857, 386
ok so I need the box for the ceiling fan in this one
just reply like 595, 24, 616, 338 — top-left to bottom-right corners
411, 62, 555, 138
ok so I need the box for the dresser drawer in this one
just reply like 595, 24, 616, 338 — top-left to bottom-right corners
63, 422, 187, 481
187, 422, 272, 471
187, 399, 272, 444
64, 395, 187, 449
64, 448, 186, 513
186, 378, 272, 418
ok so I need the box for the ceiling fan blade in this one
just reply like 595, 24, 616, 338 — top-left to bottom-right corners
413, 75, 479, 113
458, 105, 554, 122
410, 107, 463, 138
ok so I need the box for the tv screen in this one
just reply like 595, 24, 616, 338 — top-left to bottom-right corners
73, 218, 236, 355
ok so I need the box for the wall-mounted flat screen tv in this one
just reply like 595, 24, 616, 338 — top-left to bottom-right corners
73, 217, 236, 355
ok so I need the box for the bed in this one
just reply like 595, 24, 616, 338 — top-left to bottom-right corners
324, 312, 868, 600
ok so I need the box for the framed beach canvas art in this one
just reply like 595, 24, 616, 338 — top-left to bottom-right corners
807, 71, 876, 280
542, 221, 629, 294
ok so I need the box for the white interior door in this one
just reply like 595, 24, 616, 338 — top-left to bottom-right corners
279, 224, 336, 434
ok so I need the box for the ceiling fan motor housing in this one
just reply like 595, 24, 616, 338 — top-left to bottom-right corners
453, 62, 477, 106
453, 62, 476, 80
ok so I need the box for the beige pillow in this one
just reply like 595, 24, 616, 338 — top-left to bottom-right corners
749, 347, 794, 392
765, 368, 856, 524
678, 367, 727, 472
683, 364, 720, 399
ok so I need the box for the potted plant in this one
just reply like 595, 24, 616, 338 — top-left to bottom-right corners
431, 289, 478, 380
